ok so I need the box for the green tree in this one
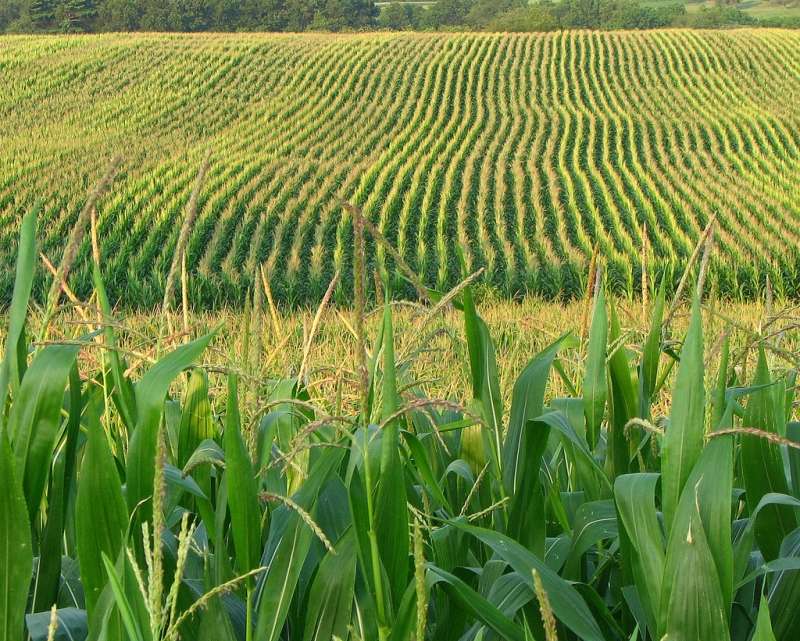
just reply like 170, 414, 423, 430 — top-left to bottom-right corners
379, 2, 412, 29
466, 0, 524, 28
29, 0, 55, 29
57, 0, 96, 32
97, 0, 140, 30
421, 0, 471, 28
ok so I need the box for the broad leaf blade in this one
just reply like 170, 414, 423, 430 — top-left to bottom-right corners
662, 296, 704, 529
0, 426, 33, 641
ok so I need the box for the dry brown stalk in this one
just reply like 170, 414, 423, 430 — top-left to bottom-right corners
41, 157, 122, 337
665, 214, 717, 326
259, 263, 283, 340
708, 426, 800, 449
580, 244, 599, 341
298, 271, 340, 384
352, 204, 369, 419
338, 198, 431, 304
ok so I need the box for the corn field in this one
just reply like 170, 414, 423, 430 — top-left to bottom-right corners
2, 193, 800, 641
1, 30, 800, 306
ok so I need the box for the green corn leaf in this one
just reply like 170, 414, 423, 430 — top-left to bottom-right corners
661, 296, 704, 529
177, 368, 215, 467
101, 553, 146, 641
9, 343, 79, 522
76, 398, 129, 616
607, 299, 637, 477
568, 500, 618, 563
734, 493, 800, 584
766, 526, 800, 640
659, 496, 730, 641
402, 431, 450, 512
0, 425, 33, 641
254, 446, 345, 641
502, 333, 574, 497
741, 347, 796, 561
426, 565, 526, 641
92, 261, 136, 432
376, 301, 409, 605
0, 205, 38, 433
449, 520, 605, 641
788, 422, 800, 498
223, 374, 262, 575
126, 332, 213, 522
752, 597, 778, 641
25, 608, 88, 641
639, 280, 665, 418
614, 473, 664, 635
712, 335, 730, 429
462, 283, 503, 478
302, 529, 358, 641
680, 437, 735, 618
503, 334, 574, 554
388, 580, 418, 641
182, 438, 225, 476
583, 285, 607, 450
34, 364, 83, 612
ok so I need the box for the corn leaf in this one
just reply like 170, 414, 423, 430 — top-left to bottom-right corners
302, 529, 358, 641
607, 299, 637, 477
76, 399, 129, 616
223, 374, 262, 575
376, 301, 409, 606
741, 347, 796, 561
583, 285, 607, 450
614, 473, 664, 635
0, 425, 33, 641
753, 597, 778, 641
426, 566, 526, 641
126, 332, 213, 522
661, 296, 704, 529
449, 520, 605, 641
9, 343, 80, 522
0, 206, 38, 432
659, 498, 730, 641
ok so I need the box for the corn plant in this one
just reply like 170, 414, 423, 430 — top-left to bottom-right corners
3, 31, 800, 305
1, 198, 800, 641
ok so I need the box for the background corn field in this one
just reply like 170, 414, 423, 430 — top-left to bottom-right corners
2, 30, 800, 306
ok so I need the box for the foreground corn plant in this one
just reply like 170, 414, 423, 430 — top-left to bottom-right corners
1, 208, 799, 641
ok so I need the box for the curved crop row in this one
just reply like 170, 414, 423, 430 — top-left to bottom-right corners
1, 30, 799, 305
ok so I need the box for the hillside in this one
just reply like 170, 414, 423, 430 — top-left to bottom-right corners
1, 30, 799, 305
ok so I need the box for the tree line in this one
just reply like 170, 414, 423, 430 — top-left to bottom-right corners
1, 0, 798, 35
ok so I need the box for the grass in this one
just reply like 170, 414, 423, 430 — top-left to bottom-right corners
1, 200, 799, 641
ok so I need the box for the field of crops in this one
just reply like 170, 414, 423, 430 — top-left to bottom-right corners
1, 29, 800, 306
3, 200, 800, 641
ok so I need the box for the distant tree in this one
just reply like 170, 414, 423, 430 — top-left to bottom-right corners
97, 0, 140, 30
238, 0, 287, 30
421, 0, 471, 28
488, 4, 560, 31
210, 0, 240, 29
2, 0, 32, 32
284, 0, 315, 30
319, 0, 348, 30
140, 0, 172, 30
379, 2, 413, 29
179, 0, 211, 31
29, 0, 56, 29
466, 0, 525, 28
57, 0, 96, 32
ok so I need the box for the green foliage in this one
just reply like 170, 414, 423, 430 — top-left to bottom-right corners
2, 177, 800, 641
